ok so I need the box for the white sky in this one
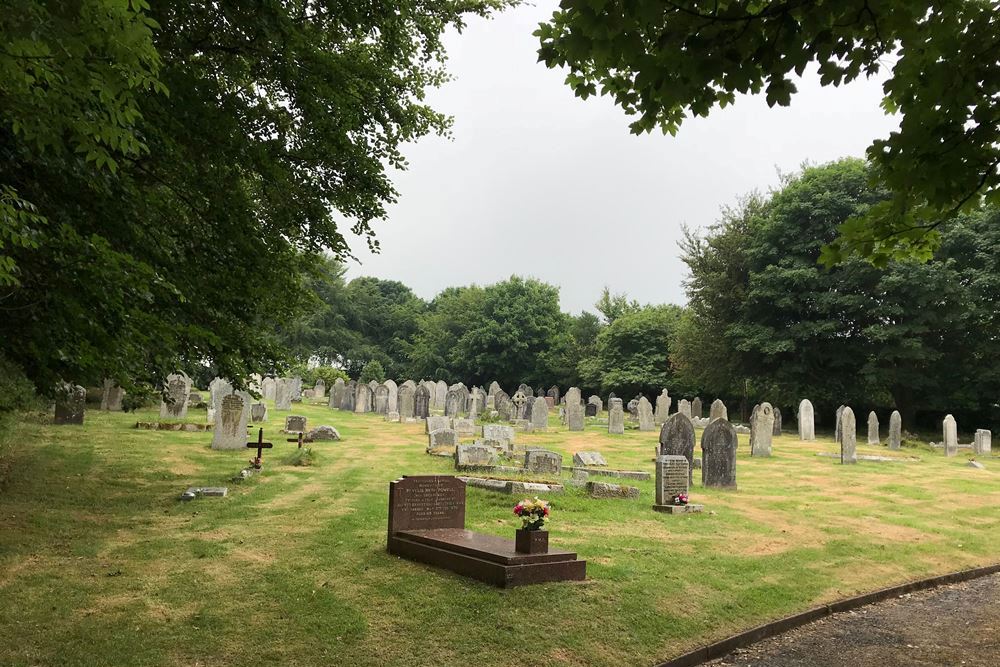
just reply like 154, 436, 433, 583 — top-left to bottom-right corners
344, 1, 900, 314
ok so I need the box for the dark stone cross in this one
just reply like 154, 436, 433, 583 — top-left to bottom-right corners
246, 428, 273, 468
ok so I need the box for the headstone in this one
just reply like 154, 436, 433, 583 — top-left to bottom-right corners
524, 450, 562, 475
262, 376, 277, 401
341, 380, 356, 411
867, 411, 880, 445
677, 399, 691, 419
307, 425, 340, 441
573, 451, 607, 467
655, 455, 689, 505
445, 389, 464, 417
414, 385, 431, 419
709, 399, 727, 422
387, 475, 465, 534
943, 415, 958, 457
209, 377, 233, 411
659, 412, 695, 484
453, 418, 476, 436
798, 399, 815, 441
608, 398, 625, 435
250, 402, 268, 423
691, 397, 703, 419
496, 392, 513, 421
212, 391, 251, 450
834, 405, 846, 443
839, 407, 857, 464
588, 395, 603, 414
285, 415, 307, 433
99, 379, 124, 411
54, 383, 86, 425
426, 415, 451, 434
435, 380, 448, 409
772, 407, 782, 436
522, 393, 533, 421
384, 380, 398, 413
585, 403, 598, 417
455, 444, 498, 468
565, 387, 584, 431
627, 398, 639, 419
313, 378, 326, 399
330, 378, 345, 409
547, 386, 560, 405
888, 410, 902, 450
530, 396, 548, 431
427, 428, 457, 452
482, 424, 515, 449
374, 384, 390, 414
654, 390, 671, 423
637, 396, 654, 431
701, 419, 738, 489
275, 378, 293, 410
159, 373, 191, 419
354, 382, 372, 413
749, 402, 775, 457
974, 429, 992, 456
302, 389, 316, 400
510, 390, 528, 420
289, 377, 303, 401
398, 384, 415, 420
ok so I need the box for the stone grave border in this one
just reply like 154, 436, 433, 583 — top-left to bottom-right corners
654, 561, 1000, 667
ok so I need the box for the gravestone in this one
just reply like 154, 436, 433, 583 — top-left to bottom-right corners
531, 396, 548, 431
388, 476, 466, 534
100, 379, 124, 412
709, 399, 728, 422
159, 373, 191, 419
414, 385, 431, 419
453, 418, 476, 436
608, 398, 625, 435
398, 385, 415, 420
772, 407, 782, 436
659, 412, 695, 484
262, 376, 277, 401
307, 425, 340, 441
943, 415, 958, 457
313, 378, 325, 399
435, 380, 448, 409
974, 429, 992, 456
250, 402, 268, 423
677, 399, 691, 419
384, 380, 399, 414
455, 444, 498, 469
573, 451, 607, 467
588, 395, 603, 413
524, 450, 562, 475
654, 390, 671, 423
427, 428, 456, 452
547, 386, 560, 406
289, 377, 303, 401
510, 390, 528, 420
426, 415, 451, 434
750, 402, 775, 457
888, 410, 902, 450
653, 455, 697, 512
834, 405, 846, 443
445, 389, 464, 417
867, 412, 880, 445
496, 393, 513, 421
691, 397, 703, 419
565, 387, 584, 431
209, 377, 233, 411
798, 399, 815, 441
627, 398, 640, 419
585, 403, 597, 417
212, 391, 251, 450
54, 383, 86, 425
701, 419, 738, 489
840, 407, 857, 464
275, 378, 293, 410
354, 383, 372, 413
522, 393, 533, 421
285, 415, 307, 433
341, 380, 356, 411
330, 378, 345, 409
374, 384, 390, 414
482, 424, 515, 449
637, 397, 655, 431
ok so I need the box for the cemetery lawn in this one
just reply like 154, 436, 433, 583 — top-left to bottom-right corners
1, 405, 998, 667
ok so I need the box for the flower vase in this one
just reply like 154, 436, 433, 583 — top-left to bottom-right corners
515, 528, 548, 554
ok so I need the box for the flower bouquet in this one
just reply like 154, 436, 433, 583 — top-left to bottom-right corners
513, 497, 551, 530
672, 492, 689, 506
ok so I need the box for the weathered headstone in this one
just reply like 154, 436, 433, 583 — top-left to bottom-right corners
100, 379, 124, 412
453, 418, 476, 436
524, 450, 562, 475
285, 415, 307, 433
888, 410, 902, 450
531, 396, 548, 431
691, 397, 703, 419
482, 424, 515, 449
209, 377, 233, 411
250, 402, 268, 423
974, 429, 992, 456
834, 405, 846, 443
354, 382, 372, 413
709, 399, 728, 422
435, 380, 448, 409
445, 389, 464, 417
659, 412, 695, 484
585, 403, 598, 417
54, 383, 86, 425
565, 387, 584, 431
654, 389, 671, 423
655, 455, 689, 505
867, 411, 880, 445
426, 415, 451, 434
374, 384, 390, 414
455, 444, 498, 469
212, 391, 251, 450
677, 399, 691, 419
943, 414, 958, 457
414, 385, 431, 419
427, 428, 456, 452
588, 395, 603, 414
159, 373, 191, 419
573, 451, 607, 467
289, 377, 303, 401
262, 376, 277, 401
329, 378, 345, 409
341, 380, 356, 411
398, 385, 415, 420
496, 392, 513, 421
772, 407, 782, 436
637, 396, 654, 431
313, 378, 326, 399
306, 425, 340, 441
798, 399, 815, 441
275, 377, 293, 410
840, 407, 857, 464
750, 402, 775, 457
701, 419, 738, 489
547, 386, 560, 406
608, 398, 624, 435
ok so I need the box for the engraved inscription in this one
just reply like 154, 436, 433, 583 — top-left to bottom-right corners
390, 476, 465, 533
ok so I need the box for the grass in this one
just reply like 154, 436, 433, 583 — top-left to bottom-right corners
0, 401, 998, 667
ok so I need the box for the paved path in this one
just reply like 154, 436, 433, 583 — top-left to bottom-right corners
706, 572, 1000, 667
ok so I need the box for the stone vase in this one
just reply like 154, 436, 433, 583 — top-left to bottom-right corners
515, 528, 548, 554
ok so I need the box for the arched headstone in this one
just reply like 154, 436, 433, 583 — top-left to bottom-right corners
701, 419, 738, 488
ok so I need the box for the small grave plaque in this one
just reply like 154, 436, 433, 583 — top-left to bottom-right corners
388, 476, 466, 535
284, 415, 307, 433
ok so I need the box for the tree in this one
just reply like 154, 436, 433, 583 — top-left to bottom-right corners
584, 305, 683, 398
406, 286, 487, 381
594, 287, 640, 324
359, 360, 386, 384
1, 0, 511, 403
341, 277, 425, 379
536, 2, 1000, 263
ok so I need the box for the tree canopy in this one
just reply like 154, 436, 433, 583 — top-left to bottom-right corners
536, 1, 1000, 264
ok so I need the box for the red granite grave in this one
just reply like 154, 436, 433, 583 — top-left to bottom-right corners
387, 475, 586, 588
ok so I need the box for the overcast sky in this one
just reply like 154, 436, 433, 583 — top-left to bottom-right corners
344, 2, 899, 314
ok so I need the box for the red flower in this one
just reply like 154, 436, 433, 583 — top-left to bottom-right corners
543, 507, 550, 516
